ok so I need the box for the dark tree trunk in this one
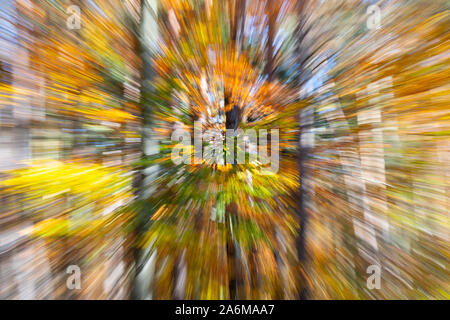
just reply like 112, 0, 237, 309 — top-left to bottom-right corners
130, 0, 155, 300
264, 0, 275, 82
296, 114, 310, 300
295, 0, 310, 300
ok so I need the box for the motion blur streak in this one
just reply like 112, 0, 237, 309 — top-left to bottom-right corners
0, 0, 448, 299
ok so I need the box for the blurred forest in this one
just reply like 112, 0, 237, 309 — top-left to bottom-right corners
0, 0, 448, 299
